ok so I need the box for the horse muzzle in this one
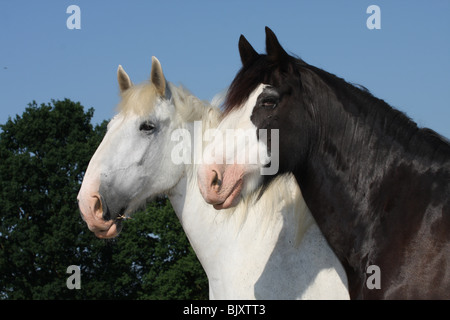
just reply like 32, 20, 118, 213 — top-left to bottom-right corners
77, 192, 123, 239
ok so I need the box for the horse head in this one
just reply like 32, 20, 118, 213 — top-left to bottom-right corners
77, 57, 201, 238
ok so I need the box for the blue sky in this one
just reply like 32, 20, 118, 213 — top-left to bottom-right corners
1, 1, 449, 138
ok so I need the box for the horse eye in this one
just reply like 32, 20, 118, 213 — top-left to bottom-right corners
139, 121, 155, 133
261, 99, 278, 109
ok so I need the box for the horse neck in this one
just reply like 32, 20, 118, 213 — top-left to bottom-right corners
165, 107, 233, 284
294, 74, 448, 265
167, 103, 221, 232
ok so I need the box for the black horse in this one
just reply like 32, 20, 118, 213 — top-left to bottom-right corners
223, 27, 450, 299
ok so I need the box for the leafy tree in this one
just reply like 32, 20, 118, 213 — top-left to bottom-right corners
0, 99, 208, 299
117, 199, 208, 300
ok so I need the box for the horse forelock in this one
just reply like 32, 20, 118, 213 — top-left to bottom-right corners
117, 82, 160, 116
223, 54, 300, 119
117, 81, 217, 124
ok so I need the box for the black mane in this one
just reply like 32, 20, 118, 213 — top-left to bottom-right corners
225, 52, 450, 162
304, 62, 450, 162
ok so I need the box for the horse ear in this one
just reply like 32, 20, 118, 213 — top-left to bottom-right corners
265, 26, 288, 62
238, 35, 259, 67
151, 56, 166, 96
117, 65, 132, 93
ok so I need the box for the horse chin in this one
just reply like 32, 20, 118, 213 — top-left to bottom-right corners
93, 221, 123, 239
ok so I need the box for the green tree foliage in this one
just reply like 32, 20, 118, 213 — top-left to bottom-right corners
0, 99, 208, 299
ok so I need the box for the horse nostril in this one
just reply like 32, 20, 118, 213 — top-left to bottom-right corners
211, 170, 222, 187
93, 195, 102, 215
92, 194, 111, 221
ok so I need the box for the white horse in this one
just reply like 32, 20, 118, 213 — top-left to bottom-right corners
77, 57, 349, 299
